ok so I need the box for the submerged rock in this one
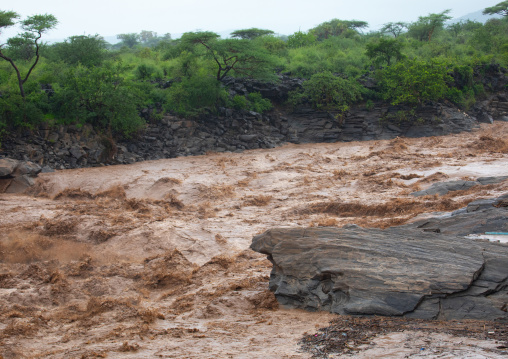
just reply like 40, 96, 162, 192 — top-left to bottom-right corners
412, 176, 508, 197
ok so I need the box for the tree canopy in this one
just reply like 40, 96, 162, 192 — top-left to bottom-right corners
51, 34, 107, 66
380, 22, 408, 38
365, 38, 405, 66
116, 33, 140, 48
483, 1, 508, 16
408, 10, 452, 42
230, 28, 274, 40
0, 10, 57, 98
0, 10, 18, 30
181, 31, 276, 81
310, 19, 368, 40
287, 30, 316, 48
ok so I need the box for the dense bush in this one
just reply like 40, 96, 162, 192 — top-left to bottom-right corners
289, 71, 362, 111
48, 35, 107, 67
164, 75, 228, 116
378, 58, 452, 106
52, 62, 146, 135
228, 92, 273, 113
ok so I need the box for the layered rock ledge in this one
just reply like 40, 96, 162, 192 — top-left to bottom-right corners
251, 196, 508, 320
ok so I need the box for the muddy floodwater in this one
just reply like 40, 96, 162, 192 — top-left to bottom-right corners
1, 122, 508, 358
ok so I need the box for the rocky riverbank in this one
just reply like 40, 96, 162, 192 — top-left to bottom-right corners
2, 71, 507, 171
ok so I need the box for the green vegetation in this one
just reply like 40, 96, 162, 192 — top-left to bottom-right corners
289, 71, 361, 112
365, 38, 405, 66
0, 10, 57, 98
483, 1, 508, 16
407, 10, 452, 42
379, 58, 452, 106
0, 3, 507, 142
230, 28, 274, 40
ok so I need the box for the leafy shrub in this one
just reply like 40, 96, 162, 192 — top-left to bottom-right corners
288, 71, 362, 112
287, 31, 316, 48
254, 35, 288, 57
165, 75, 228, 116
0, 89, 49, 130
52, 62, 145, 135
286, 37, 368, 78
134, 63, 162, 80
48, 35, 107, 67
378, 58, 452, 106
226, 92, 272, 113
445, 87, 477, 109
247, 92, 272, 113
230, 95, 249, 110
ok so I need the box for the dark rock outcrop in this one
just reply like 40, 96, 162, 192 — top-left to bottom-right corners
0, 100, 483, 171
251, 195, 508, 320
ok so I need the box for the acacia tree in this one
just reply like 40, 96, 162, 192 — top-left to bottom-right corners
483, 1, 508, 16
230, 28, 274, 40
380, 22, 408, 38
181, 31, 275, 81
408, 10, 452, 42
310, 19, 368, 40
0, 10, 57, 98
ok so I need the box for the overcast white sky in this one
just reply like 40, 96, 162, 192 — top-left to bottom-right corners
0, 0, 501, 41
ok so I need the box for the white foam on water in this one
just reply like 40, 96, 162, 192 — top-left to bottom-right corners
466, 234, 508, 244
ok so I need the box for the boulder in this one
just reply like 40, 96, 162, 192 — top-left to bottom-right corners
251, 198, 508, 320
0, 158, 42, 193
13, 161, 41, 177
411, 180, 478, 196
412, 176, 508, 197
239, 134, 258, 142
477, 176, 508, 185
0, 158, 19, 177
5, 175, 37, 193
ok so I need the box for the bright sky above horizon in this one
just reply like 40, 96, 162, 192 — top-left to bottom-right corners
0, 0, 502, 41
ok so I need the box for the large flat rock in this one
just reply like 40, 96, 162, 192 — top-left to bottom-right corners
251, 204, 508, 320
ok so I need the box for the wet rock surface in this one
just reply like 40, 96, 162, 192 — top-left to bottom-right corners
251, 195, 508, 320
411, 176, 508, 197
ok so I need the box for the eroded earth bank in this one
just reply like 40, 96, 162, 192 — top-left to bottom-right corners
1, 122, 508, 358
